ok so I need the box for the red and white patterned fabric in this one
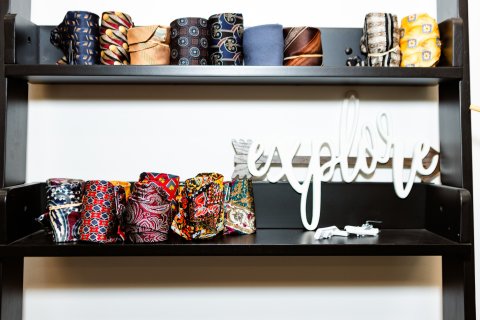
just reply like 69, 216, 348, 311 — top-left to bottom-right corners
78, 180, 126, 243
125, 173, 180, 243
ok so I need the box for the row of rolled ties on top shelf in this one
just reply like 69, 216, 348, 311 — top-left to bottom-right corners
38, 173, 256, 244
50, 11, 441, 67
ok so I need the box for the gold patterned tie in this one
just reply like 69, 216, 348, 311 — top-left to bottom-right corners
400, 14, 441, 67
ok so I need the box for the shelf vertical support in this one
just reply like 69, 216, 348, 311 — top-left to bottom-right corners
437, 0, 475, 319
0, 258, 23, 320
443, 254, 475, 320
0, 0, 30, 188
0, 2, 29, 320
437, 0, 472, 190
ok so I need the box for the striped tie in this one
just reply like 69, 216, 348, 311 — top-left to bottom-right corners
100, 11, 134, 65
360, 13, 401, 67
283, 27, 323, 66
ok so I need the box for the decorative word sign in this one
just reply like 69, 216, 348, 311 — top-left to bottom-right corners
245, 92, 439, 231
232, 140, 439, 182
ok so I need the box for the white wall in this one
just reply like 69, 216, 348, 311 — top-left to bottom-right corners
24, 0, 470, 319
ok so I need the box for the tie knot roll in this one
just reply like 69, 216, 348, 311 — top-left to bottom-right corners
224, 179, 256, 235
45, 178, 85, 242
128, 25, 171, 65
400, 13, 441, 67
79, 180, 126, 243
360, 13, 401, 67
110, 181, 132, 200
171, 173, 225, 240
50, 11, 100, 65
138, 172, 179, 201
100, 11, 134, 65
169, 17, 209, 65
208, 13, 244, 65
243, 24, 284, 66
283, 27, 323, 66
125, 173, 180, 243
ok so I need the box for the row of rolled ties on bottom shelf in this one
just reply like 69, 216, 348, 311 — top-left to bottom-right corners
37, 172, 256, 244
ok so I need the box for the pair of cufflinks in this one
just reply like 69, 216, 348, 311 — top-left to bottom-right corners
314, 221, 381, 239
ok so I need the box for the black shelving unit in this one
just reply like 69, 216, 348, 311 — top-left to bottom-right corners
0, 0, 474, 319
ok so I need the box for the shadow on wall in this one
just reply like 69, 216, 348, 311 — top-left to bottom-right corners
24, 256, 441, 289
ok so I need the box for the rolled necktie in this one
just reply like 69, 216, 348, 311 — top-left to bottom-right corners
169, 17, 209, 65
171, 173, 224, 240
171, 182, 191, 239
110, 181, 131, 200
400, 14, 441, 67
224, 179, 256, 235
283, 27, 322, 66
45, 178, 84, 242
79, 180, 126, 243
125, 173, 180, 243
128, 25, 171, 65
110, 180, 131, 241
100, 11, 134, 65
138, 172, 179, 202
50, 11, 100, 65
243, 24, 284, 66
360, 13, 401, 67
208, 13, 244, 65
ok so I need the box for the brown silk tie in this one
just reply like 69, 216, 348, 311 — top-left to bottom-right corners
283, 27, 323, 66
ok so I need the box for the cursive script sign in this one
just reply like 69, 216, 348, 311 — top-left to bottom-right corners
247, 92, 439, 231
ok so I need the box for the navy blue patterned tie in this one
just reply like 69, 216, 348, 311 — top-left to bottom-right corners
51, 11, 100, 65
208, 13, 244, 65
